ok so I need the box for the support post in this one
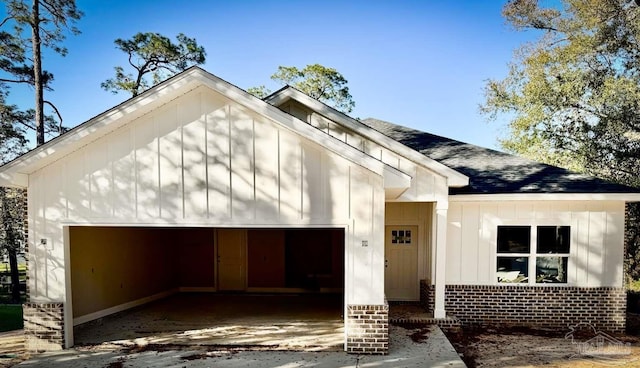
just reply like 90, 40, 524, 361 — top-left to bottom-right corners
433, 203, 448, 319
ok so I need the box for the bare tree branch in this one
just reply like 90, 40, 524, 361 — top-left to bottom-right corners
43, 100, 62, 131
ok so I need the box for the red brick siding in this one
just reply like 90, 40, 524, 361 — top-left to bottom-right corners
23, 303, 64, 352
427, 285, 626, 333
420, 279, 432, 312
346, 302, 389, 354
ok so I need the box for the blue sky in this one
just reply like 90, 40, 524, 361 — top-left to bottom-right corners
5, 0, 538, 151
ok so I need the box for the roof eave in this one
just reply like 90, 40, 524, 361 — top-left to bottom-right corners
0, 67, 403, 186
265, 87, 470, 188
0, 67, 205, 180
0, 172, 27, 188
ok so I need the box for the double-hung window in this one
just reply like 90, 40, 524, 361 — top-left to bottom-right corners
496, 225, 570, 284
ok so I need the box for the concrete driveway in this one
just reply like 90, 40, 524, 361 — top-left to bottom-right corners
16, 325, 466, 367
7, 295, 466, 367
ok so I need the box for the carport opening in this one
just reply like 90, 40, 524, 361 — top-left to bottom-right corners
69, 226, 345, 350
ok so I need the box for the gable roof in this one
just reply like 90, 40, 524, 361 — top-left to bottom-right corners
264, 86, 470, 187
3, 67, 637, 200
363, 118, 640, 196
0, 67, 410, 189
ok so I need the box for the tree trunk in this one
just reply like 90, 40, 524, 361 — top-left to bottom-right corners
0, 188, 22, 303
8, 247, 20, 303
31, 0, 44, 146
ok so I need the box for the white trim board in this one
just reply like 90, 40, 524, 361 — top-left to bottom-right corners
59, 220, 355, 228
72, 289, 177, 326
449, 193, 640, 202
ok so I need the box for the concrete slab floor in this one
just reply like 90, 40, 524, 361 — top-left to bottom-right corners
17, 325, 466, 368
74, 293, 344, 351
12, 298, 466, 367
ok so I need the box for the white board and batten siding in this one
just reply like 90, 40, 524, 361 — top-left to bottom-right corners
446, 200, 626, 287
279, 100, 448, 203
27, 85, 385, 305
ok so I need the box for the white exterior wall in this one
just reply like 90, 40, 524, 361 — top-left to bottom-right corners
446, 200, 626, 287
27, 86, 385, 306
280, 101, 447, 203
313, 111, 447, 203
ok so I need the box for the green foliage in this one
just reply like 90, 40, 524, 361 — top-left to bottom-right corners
246, 85, 271, 99
482, 0, 640, 187
4, 0, 82, 56
628, 203, 640, 282
0, 187, 25, 304
270, 64, 355, 113
102, 32, 206, 97
0, 92, 28, 159
482, 0, 640, 284
247, 64, 355, 113
0, 304, 23, 331
0, 1, 78, 305
0, 0, 81, 144
629, 278, 640, 292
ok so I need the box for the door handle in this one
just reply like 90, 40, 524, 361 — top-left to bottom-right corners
385, 259, 388, 268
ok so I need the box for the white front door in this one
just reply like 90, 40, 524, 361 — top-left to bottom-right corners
385, 225, 419, 300
217, 229, 247, 291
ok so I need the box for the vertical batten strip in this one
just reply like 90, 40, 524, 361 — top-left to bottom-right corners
132, 126, 138, 219
180, 97, 186, 219
348, 166, 351, 219
86, 148, 92, 217
300, 144, 304, 220
324, 154, 329, 219
603, 211, 609, 285
63, 161, 68, 219
109, 140, 114, 218
252, 118, 256, 220
203, 93, 210, 218
155, 116, 162, 218
277, 129, 281, 220
586, 211, 592, 285
227, 104, 233, 218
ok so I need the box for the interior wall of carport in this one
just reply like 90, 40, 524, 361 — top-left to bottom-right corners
69, 227, 215, 321
25, 85, 386, 350
69, 226, 345, 322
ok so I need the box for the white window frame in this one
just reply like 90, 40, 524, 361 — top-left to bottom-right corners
496, 223, 572, 286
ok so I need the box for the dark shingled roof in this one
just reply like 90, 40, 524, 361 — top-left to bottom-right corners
362, 118, 640, 195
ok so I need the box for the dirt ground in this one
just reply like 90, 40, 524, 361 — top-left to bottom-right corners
445, 326, 640, 368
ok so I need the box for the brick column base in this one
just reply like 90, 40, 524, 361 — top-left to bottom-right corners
23, 303, 65, 352
346, 301, 389, 354
419, 279, 431, 311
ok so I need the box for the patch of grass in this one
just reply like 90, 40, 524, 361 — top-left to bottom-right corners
0, 263, 27, 273
0, 304, 23, 332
